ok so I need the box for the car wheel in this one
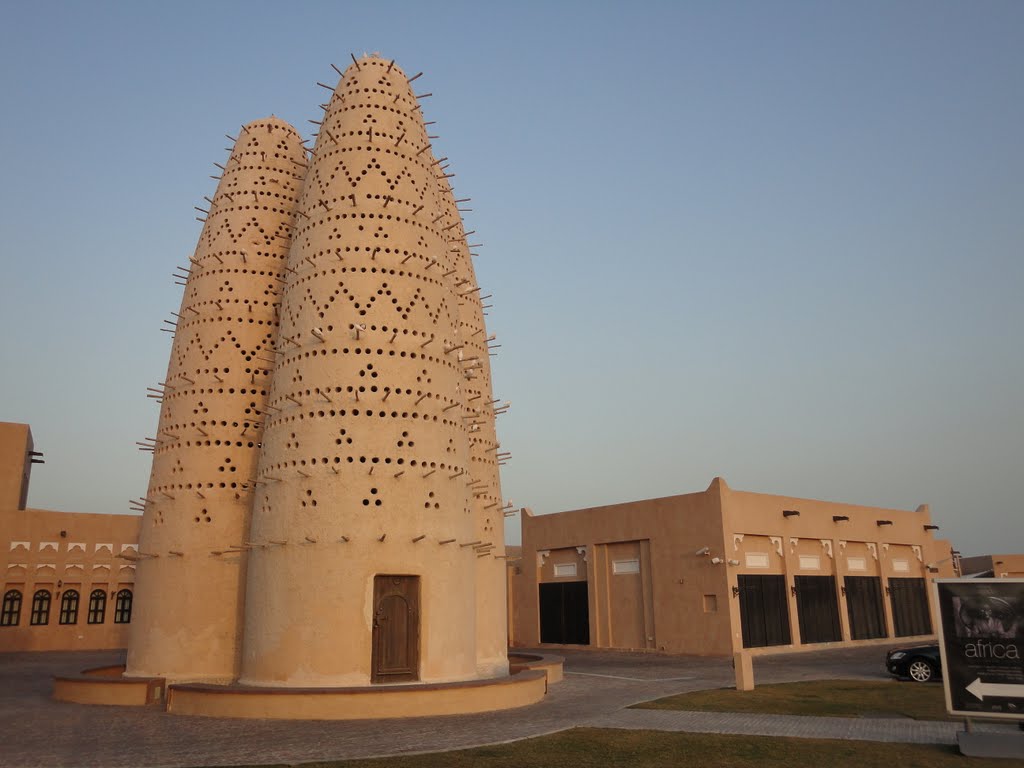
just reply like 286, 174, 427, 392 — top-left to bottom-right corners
908, 659, 934, 683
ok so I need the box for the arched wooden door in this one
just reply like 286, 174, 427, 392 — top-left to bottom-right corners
371, 575, 420, 683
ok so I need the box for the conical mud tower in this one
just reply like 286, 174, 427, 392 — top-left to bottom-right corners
127, 118, 307, 682
93, 55, 551, 718
435, 178, 509, 676
240, 55, 506, 686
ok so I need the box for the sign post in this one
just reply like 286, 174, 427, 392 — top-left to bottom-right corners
935, 578, 1024, 721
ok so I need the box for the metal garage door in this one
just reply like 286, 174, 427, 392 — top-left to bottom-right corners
795, 575, 842, 644
844, 575, 887, 640
738, 575, 791, 648
539, 581, 590, 645
888, 577, 932, 637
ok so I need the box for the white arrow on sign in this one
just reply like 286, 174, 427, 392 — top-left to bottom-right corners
965, 678, 1024, 701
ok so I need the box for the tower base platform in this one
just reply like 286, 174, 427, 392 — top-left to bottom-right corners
53, 654, 562, 720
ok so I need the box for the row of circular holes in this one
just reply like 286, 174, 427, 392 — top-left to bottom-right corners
228, 147, 306, 163
292, 233, 468, 268
216, 162, 304, 182
190, 252, 290, 267
220, 166, 303, 185
213, 188, 299, 203
271, 346, 464, 375
203, 204, 297, 223
293, 210, 471, 251
265, 408, 472, 431
239, 121, 303, 138
152, 435, 500, 458
170, 315, 279, 331
225, 146, 306, 164
156, 396, 498, 432
260, 455, 465, 474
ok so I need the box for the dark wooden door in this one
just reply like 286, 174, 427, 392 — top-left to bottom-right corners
794, 575, 842, 644
738, 575, 791, 648
371, 575, 419, 683
844, 576, 886, 640
888, 577, 932, 637
538, 581, 590, 645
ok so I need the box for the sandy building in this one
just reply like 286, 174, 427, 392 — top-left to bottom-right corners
0, 422, 141, 652
960, 554, 1024, 578
509, 477, 955, 655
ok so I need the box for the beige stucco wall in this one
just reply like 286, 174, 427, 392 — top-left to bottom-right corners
0, 422, 33, 511
1, 423, 141, 653
719, 485, 953, 651
961, 553, 1024, 578
0, 508, 140, 652
512, 480, 732, 655
512, 477, 954, 656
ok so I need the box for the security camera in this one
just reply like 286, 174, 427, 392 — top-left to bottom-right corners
727, 559, 741, 566
711, 557, 724, 564
694, 546, 710, 556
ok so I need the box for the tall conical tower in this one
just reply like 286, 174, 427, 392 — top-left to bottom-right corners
435, 179, 509, 675
240, 55, 501, 687
126, 118, 307, 682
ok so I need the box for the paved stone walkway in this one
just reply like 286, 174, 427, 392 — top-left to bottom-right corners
588, 708, 1009, 745
0, 644, 1012, 767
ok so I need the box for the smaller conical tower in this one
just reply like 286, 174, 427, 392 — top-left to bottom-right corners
126, 118, 307, 682
436, 178, 509, 676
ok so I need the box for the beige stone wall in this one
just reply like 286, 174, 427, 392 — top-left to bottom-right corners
512, 478, 954, 656
721, 485, 953, 651
0, 422, 33, 510
1, 506, 140, 652
513, 482, 732, 655
126, 118, 307, 683
990, 554, 1024, 578
961, 553, 1024, 578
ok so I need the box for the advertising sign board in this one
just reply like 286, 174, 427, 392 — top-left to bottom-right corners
935, 578, 1024, 720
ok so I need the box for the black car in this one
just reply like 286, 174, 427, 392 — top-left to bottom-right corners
886, 644, 942, 682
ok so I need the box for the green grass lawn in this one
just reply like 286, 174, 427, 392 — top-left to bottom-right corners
231, 728, 1011, 768
633, 679, 951, 720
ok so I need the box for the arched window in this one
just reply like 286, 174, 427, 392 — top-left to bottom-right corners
1, 590, 21, 627
30, 590, 51, 625
87, 589, 106, 624
114, 589, 133, 624
60, 590, 80, 625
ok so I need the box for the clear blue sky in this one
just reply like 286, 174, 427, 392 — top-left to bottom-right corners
1, 1, 1021, 556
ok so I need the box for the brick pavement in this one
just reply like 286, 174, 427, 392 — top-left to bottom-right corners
587, 708, 1008, 745
0, 644, 999, 768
